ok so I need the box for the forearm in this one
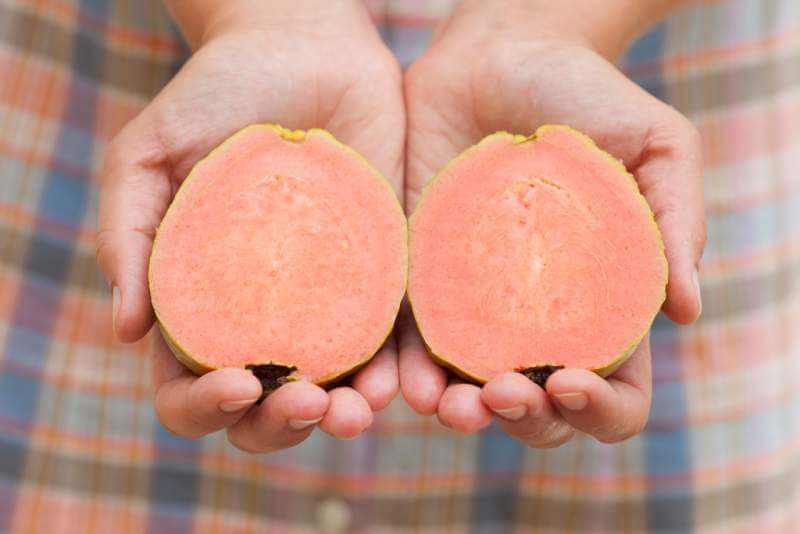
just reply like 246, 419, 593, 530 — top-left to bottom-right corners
164, 0, 254, 49
525, 0, 697, 58
453, 0, 699, 59
164, 0, 367, 49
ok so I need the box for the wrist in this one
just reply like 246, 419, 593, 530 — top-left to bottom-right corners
451, 0, 691, 59
165, 0, 370, 49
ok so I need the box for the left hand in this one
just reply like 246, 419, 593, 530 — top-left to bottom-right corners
399, 1, 706, 445
97, 0, 405, 451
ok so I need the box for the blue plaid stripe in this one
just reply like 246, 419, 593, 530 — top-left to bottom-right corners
0, 0, 799, 532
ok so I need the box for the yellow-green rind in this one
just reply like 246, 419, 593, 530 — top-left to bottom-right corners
424, 331, 643, 385
158, 323, 212, 375
408, 124, 667, 383
149, 124, 408, 387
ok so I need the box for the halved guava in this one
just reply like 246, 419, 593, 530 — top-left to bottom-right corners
408, 125, 667, 385
149, 124, 407, 392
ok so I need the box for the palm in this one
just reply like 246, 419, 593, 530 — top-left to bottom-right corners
99, 27, 404, 451
150, 32, 404, 199
401, 39, 704, 443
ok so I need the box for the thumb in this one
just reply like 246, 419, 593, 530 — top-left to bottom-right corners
635, 117, 706, 324
97, 121, 173, 342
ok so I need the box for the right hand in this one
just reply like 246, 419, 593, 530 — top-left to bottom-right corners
96, 0, 405, 452
399, 0, 705, 445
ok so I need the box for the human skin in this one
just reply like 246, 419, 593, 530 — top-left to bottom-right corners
96, 0, 405, 452
399, 0, 707, 445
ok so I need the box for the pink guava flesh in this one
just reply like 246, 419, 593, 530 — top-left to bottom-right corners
408, 126, 667, 383
149, 125, 407, 386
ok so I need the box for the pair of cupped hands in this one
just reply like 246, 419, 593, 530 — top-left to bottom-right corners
96, 1, 705, 453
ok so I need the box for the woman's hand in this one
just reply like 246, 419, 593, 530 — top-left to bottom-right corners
96, 0, 405, 452
400, 0, 705, 445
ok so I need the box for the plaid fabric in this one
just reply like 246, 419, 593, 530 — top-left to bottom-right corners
1, 0, 799, 532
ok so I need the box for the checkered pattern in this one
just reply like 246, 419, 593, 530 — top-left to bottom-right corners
1, 0, 799, 532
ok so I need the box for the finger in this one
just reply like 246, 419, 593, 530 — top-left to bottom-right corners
226, 381, 330, 453
437, 383, 492, 433
97, 120, 173, 342
319, 387, 373, 440
397, 310, 448, 416
481, 373, 575, 448
351, 339, 399, 412
151, 334, 263, 439
635, 118, 706, 324
545, 336, 653, 443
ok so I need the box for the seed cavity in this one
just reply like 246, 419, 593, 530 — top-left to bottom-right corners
246, 363, 298, 400
517, 365, 565, 387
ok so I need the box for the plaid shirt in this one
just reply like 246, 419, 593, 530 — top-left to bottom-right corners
1, 0, 799, 532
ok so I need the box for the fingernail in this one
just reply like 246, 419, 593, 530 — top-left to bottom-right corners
288, 417, 323, 430
219, 399, 257, 413
693, 268, 702, 317
112, 285, 120, 333
492, 405, 527, 421
553, 392, 588, 411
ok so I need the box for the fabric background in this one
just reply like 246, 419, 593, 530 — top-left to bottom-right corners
0, 0, 799, 532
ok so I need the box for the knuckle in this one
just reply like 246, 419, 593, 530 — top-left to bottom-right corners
154, 389, 209, 440
226, 430, 266, 454
518, 421, 576, 449
101, 131, 134, 182
186, 410, 214, 436
596, 432, 633, 445
651, 112, 700, 152
156, 412, 206, 440
226, 427, 285, 455
595, 419, 646, 444
528, 430, 575, 449
669, 114, 703, 159
102, 119, 168, 186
